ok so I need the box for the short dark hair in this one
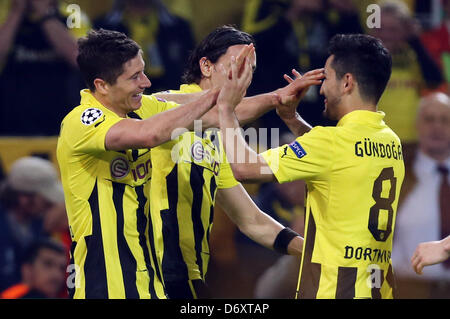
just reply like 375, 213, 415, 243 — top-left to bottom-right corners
23, 239, 66, 265
182, 25, 255, 84
328, 34, 392, 104
77, 29, 141, 91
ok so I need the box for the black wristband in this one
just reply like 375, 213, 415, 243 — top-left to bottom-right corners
273, 227, 299, 254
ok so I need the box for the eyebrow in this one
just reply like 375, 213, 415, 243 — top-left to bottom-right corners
128, 70, 142, 80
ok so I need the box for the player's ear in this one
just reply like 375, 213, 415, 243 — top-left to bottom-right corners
199, 57, 213, 78
94, 78, 109, 95
342, 73, 354, 94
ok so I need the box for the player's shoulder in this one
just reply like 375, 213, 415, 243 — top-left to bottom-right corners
62, 104, 104, 125
143, 94, 164, 104
139, 94, 178, 112
299, 125, 336, 142
60, 104, 112, 141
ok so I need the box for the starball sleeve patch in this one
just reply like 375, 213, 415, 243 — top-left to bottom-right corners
81, 108, 103, 126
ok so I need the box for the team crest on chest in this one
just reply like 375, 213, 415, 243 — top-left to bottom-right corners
81, 108, 103, 125
110, 157, 130, 179
191, 141, 205, 162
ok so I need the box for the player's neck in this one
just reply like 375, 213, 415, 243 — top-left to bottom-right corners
92, 91, 127, 118
337, 95, 376, 120
198, 78, 213, 91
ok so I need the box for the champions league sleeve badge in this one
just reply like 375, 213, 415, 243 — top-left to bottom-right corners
81, 108, 103, 125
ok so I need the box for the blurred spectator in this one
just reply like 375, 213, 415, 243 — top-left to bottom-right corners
241, 0, 289, 35
0, 0, 90, 136
369, 1, 443, 147
0, 239, 67, 298
252, 176, 305, 298
0, 156, 66, 291
392, 92, 450, 299
246, 0, 364, 135
94, 0, 195, 93
421, 0, 450, 91
414, 0, 444, 31
252, 180, 305, 228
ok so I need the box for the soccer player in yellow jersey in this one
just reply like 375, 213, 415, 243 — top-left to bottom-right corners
218, 34, 405, 299
57, 29, 228, 299
150, 26, 310, 298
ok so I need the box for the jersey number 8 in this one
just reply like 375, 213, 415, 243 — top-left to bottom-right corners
368, 167, 397, 242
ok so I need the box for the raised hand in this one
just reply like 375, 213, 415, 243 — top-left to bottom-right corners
214, 43, 255, 89
275, 68, 324, 120
216, 53, 254, 113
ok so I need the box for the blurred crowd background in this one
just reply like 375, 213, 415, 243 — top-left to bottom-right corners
0, 0, 449, 299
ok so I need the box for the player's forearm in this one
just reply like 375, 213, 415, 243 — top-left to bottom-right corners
154, 91, 205, 105
193, 92, 278, 129
234, 93, 279, 126
107, 90, 218, 150
287, 236, 303, 255
239, 211, 303, 256
218, 107, 264, 182
158, 91, 277, 128
280, 112, 312, 137
0, 10, 23, 63
41, 18, 78, 67
146, 89, 219, 145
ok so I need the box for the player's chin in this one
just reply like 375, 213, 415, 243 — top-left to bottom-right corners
129, 95, 143, 109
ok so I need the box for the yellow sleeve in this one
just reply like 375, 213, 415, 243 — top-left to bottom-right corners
217, 141, 240, 189
61, 108, 122, 154
260, 127, 333, 183
135, 95, 179, 119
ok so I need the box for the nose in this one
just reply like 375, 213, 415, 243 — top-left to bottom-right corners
142, 74, 151, 88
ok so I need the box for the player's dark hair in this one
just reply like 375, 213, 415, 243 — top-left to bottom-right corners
77, 28, 141, 91
182, 25, 255, 84
328, 34, 392, 104
23, 239, 66, 265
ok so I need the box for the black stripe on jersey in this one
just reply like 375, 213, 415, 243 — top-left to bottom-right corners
336, 267, 357, 299
84, 180, 108, 298
386, 263, 395, 292
190, 164, 206, 279
68, 240, 77, 299
372, 269, 384, 299
161, 164, 190, 282
135, 185, 160, 299
127, 111, 142, 119
112, 182, 139, 299
131, 149, 139, 162
206, 175, 217, 245
297, 210, 321, 299
371, 269, 385, 299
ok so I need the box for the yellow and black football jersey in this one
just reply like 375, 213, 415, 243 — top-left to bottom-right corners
150, 84, 239, 283
261, 110, 405, 299
57, 89, 177, 299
